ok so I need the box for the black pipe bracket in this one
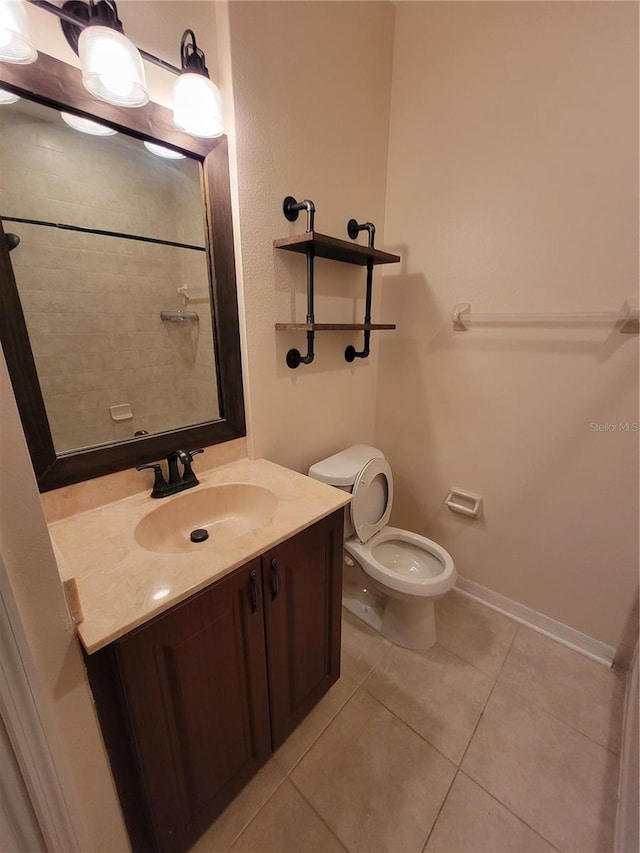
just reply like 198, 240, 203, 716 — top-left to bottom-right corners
282, 196, 317, 368
345, 218, 376, 363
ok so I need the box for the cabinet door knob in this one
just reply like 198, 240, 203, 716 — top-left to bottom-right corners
270, 559, 281, 601
249, 569, 262, 614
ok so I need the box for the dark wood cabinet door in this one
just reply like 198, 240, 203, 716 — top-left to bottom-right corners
114, 560, 271, 853
262, 509, 343, 749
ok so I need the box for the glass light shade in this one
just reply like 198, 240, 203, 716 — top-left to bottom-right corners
173, 73, 223, 139
0, 0, 36, 63
143, 141, 185, 160
78, 25, 148, 108
0, 86, 19, 104
61, 111, 117, 136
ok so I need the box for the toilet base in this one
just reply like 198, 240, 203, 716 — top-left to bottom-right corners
342, 559, 385, 633
380, 597, 436, 650
342, 554, 439, 650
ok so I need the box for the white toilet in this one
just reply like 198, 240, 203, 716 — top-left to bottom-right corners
309, 445, 456, 650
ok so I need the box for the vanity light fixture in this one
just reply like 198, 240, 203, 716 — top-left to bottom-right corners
172, 29, 223, 139
61, 110, 117, 135
59, 0, 148, 107
21, 1, 225, 139
0, 0, 37, 63
0, 84, 19, 103
143, 140, 186, 160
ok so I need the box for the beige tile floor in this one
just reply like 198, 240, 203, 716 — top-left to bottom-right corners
191, 591, 625, 853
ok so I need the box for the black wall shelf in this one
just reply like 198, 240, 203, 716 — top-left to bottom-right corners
273, 232, 400, 267
276, 323, 396, 331
275, 197, 399, 369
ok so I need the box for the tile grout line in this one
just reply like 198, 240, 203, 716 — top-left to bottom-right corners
420, 625, 521, 852
338, 611, 618, 853
356, 641, 461, 768
287, 677, 457, 853
287, 770, 351, 852
226, 607, 615, 853
455, 621, 520, 770
358, 675, 460, 769
358, 634, 503, 770
221, 773, 289, 853
432, 638, 509, 680
497, 626, 625, 755
221, 681, 362, 852
455, 769, 564, 853
306, 643, 462, 853
493, 681, 625, 757
420, 767, 460, 853
456, 623, 618, 853
442, 596, 625, 754
275, 676, 359, 776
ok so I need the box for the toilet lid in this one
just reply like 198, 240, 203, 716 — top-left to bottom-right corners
351, 457, 393, 543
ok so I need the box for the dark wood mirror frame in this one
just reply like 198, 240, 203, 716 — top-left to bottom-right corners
0, 52, 246, 492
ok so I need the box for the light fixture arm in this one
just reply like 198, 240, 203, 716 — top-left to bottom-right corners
180, 28, 208, 76
85, 0, 123, 33
25, 0, 183, 75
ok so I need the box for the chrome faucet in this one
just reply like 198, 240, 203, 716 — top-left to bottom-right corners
136, 449, 204, 498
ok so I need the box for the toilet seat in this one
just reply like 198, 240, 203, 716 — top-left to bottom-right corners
351, 457, 393, 543
345, 527, 455, 599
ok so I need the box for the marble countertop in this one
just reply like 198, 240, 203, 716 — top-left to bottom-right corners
49, 457, 350, 653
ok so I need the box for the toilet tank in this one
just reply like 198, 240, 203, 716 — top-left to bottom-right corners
308, 445, 385, 540
308, 444, 385, 487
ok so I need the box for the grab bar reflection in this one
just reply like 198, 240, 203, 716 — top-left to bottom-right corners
452, 298, 638, 333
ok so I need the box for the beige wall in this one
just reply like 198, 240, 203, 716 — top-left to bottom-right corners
2, 2, 637, 848
0, 349, 129, 851
226, 0, 395, 473
1, 3, 223, 848
22, 0, 398, 474
376, 1, 639, 648
1, 1, 395, 844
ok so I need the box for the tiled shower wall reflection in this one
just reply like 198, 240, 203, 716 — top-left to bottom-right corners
1, 103, 219, 452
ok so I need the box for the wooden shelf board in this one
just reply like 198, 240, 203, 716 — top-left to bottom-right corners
276, 323, 397, 331
273, 232, 400, 266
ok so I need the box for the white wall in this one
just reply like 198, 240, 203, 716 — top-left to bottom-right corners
376, 1, 639, 648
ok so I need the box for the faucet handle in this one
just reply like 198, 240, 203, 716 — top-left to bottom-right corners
136, 463, 170, 499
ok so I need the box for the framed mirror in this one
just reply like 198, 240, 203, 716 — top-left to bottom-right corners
0, 51, 245, 491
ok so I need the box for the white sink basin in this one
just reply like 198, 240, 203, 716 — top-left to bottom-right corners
134, 483, 278, 554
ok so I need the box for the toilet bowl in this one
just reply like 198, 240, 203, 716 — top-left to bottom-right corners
345, 527, 455, 649
309, 445, 456, 650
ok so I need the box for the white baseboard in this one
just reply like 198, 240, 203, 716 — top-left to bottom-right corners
455, 576, 615, 667
615, 643, 639, 853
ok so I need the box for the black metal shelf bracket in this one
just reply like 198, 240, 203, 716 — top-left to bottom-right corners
283, 196, 315, 232
345, 219, 375, 363
278, 202, 393, 368
282, 196, 316, 368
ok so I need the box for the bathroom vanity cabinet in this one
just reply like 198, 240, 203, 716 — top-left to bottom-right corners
85, 509, 343, 853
